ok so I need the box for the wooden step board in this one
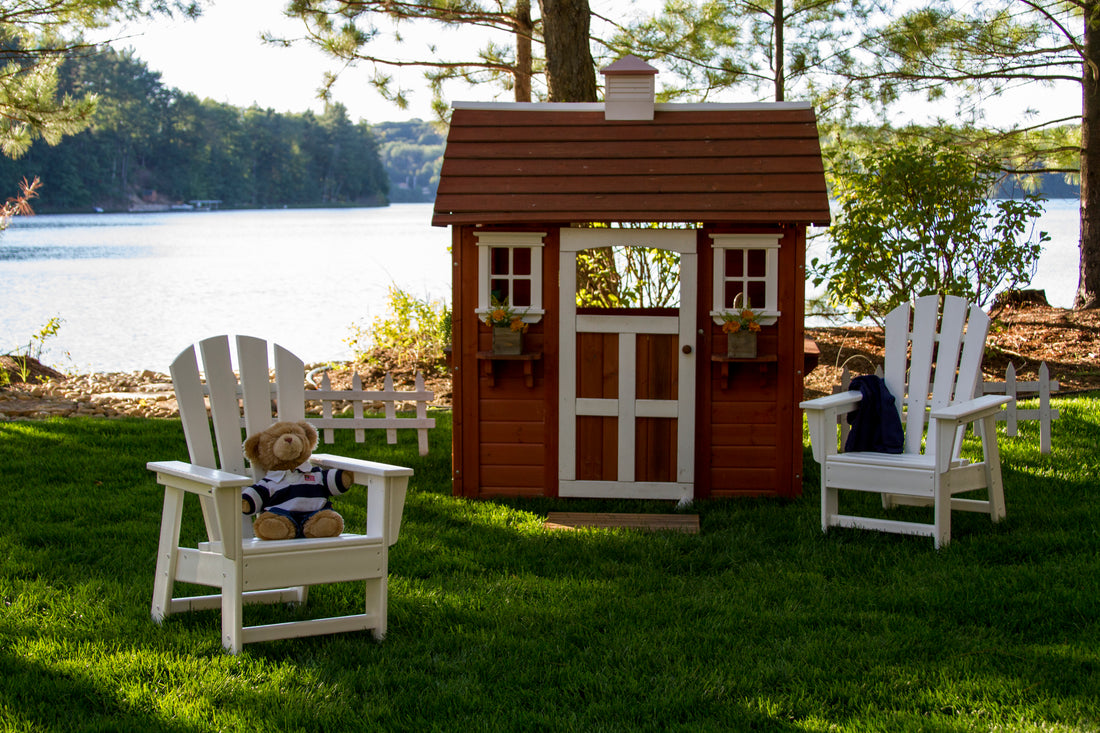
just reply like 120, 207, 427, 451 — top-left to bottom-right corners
543, 512, 699, 534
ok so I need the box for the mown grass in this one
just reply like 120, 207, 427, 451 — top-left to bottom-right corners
1, 398, 1098, 732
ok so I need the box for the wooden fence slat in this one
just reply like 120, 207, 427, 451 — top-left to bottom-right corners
352, 372, 365, 444
1040, 363, 1052, 454
1005, 362, 1018, 436
415, 372, 430, 457
320, 372, 335, 445
383, 373, 397, 446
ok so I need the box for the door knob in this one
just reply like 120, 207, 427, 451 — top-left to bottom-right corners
682, 345, 692, 354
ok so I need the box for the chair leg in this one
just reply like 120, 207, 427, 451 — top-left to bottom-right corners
151, 488, 184, 623
933, 474, 951, 549
820, 474, 837, 533
222, 562, 244, 654
981, 414, 1007, 522
367, 575, 387, 641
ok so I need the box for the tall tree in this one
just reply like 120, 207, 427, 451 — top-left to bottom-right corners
538, 0, 597, 101
849, 0, 1095, 308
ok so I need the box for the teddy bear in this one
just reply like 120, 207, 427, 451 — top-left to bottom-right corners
241, 420, 353, 541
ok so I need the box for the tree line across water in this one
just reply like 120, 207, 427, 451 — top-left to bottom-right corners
0, 49, 445, 213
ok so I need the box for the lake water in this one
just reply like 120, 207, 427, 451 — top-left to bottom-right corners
0, 200, 1082, 373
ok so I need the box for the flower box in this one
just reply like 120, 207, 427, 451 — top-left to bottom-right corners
727, 331, 757, 359
492, 327, 523, 355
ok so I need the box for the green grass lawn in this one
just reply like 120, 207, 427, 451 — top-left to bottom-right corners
1, 399, 1098, 732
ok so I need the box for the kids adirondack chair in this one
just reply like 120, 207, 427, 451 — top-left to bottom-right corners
147, 335, 412, 653
800, 295, 1010, 548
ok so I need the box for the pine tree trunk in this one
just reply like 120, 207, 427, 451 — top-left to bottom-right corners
514, 0, 533, 102
538, 0, 598, 102
1077, 2, 1100, 309
774, 0, 785, 102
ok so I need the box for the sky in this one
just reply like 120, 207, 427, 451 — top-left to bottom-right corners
98, 2, 1081, 127
99, 1, 651, 124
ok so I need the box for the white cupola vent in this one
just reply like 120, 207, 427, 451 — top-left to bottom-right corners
601, 55, 658, 121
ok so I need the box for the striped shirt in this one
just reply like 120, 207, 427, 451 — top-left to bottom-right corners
242, 462, 348, 516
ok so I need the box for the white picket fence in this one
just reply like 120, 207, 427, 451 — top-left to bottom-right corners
980, 362, 1059, 454
306, 371, 436, 456
207, 370, 437, 456
830, 362, 1059, 454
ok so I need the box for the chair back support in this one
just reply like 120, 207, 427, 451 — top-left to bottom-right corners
882, 294, 990, 455
171, 335, 307, 475
170, 335, 309, 541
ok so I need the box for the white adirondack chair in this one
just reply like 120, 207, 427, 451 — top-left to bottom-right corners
800, 295, 1010, 548
147, 335, 412, 653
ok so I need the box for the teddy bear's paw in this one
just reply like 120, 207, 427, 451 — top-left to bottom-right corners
253, 512, 297, 541
303, 509, 344, 538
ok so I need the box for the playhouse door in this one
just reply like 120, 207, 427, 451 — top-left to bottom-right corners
558, 229, 697, 503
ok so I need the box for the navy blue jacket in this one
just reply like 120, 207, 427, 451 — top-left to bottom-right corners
844, 375, 905, 454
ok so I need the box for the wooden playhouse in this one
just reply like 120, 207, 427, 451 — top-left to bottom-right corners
433, 56, 831, 503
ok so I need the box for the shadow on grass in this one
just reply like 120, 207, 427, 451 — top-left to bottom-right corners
1, 406, 1098, 731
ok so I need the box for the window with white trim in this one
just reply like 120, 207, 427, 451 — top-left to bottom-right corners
476, 231, 545, 323
710, 233, 780, 325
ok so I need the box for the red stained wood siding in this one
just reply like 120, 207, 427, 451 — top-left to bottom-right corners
433, 105, 831, 227
453, 225, 561, 499
696, 226, 806, 499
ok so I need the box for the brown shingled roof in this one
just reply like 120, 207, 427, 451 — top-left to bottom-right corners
431, 102, 832, 227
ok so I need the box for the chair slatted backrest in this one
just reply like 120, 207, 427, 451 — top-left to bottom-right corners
169, 334, 308, 541
881, 295, 991, 456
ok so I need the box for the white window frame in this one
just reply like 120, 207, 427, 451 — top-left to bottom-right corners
709, 233, 781, 326
475, 231, 546, 324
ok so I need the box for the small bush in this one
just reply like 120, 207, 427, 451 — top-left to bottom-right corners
346, 286, 450, 372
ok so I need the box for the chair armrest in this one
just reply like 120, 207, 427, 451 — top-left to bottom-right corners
799, 390, 863, 413
310, 454, 414, 478
930, 394, 1010, 423
311, 454, 412, 546
799, 391, 862, 464
147, 460, 253, 489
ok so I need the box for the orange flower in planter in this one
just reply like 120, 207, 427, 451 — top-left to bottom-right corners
483, 296, 530, 332
721, 295, 762, 333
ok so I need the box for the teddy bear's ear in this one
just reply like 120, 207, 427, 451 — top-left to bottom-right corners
297, 420, 318, 449
243, 433, 261, 463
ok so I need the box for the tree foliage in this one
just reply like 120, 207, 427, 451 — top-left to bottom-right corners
607, 0, 864, 105
372, 120, 445, 202
279, 0, 600, 118
843, 0, 1094, 308
0, 48, 389, 210
575, 240, 681, 309
0, 0, 200, 158
814, 140, 1050, 322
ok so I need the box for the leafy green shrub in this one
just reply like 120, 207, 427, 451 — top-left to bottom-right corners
346, 287, 450, 371
814, 141, 1049, 323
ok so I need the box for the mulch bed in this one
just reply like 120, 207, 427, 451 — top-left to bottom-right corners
804, 303, 1100, 398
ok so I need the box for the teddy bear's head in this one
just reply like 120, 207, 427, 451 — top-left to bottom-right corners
243, 420, 319, 472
